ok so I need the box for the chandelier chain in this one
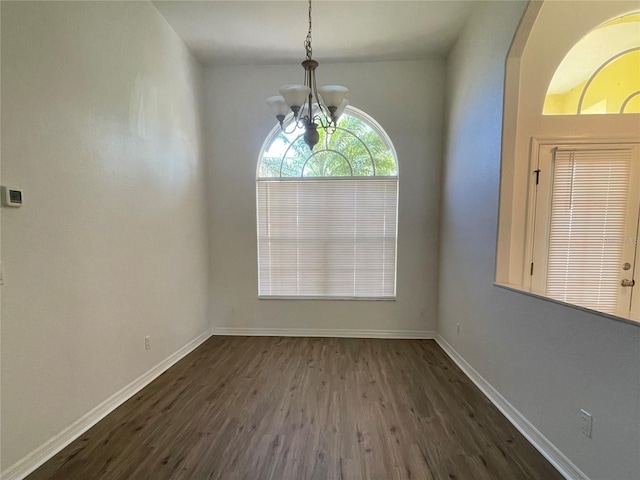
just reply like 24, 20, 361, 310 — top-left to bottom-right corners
304, 0, 313, 60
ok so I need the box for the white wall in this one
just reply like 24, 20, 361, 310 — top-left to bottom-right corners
204, 60, 443, 335
440, 2, 640, 479
1, 1, 209, 471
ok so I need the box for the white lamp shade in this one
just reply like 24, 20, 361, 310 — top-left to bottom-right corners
300, 102, 320, 118
334, 99, 349, 120
266, 95, 290, 117
319, 85, 348, 108
279, 84, 311, 108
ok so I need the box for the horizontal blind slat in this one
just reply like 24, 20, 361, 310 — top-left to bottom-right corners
546, 149, 632, 313
257, 179, 397, 297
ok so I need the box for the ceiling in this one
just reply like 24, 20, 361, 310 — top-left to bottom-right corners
152, 0, 477, 66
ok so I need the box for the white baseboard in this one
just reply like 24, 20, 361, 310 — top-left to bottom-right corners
1, 330, 212, 480
435, 334, 589, 480
210, 327, 435, 339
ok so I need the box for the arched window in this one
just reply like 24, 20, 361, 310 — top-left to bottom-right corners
257, 107, 398, 299
543, 12, 640, 115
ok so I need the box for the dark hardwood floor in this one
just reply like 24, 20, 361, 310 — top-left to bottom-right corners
26, 336, 563, 480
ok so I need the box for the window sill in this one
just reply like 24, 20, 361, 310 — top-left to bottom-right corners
258, 295, 396, 301
493, 282, 640, 327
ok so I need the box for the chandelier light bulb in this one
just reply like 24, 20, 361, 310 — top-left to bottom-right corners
333, 99, 349, 122
300, 102, 320, 119
279, 85, 311, 111
266, 95, 291, 123
318, 85, 349, 110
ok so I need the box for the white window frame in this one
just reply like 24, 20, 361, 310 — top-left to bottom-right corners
525, 137, 640, 319
256, 106, 399, 300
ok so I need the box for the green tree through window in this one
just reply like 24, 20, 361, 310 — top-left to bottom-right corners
259, 110, 397, 178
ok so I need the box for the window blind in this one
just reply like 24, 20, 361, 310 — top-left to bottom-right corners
546, 149, 633, 313
257, 178, 398, 298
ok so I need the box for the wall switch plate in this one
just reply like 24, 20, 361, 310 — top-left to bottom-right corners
456, 323, 461, 335
580, 409, 592, 438
145, 335, 151, 351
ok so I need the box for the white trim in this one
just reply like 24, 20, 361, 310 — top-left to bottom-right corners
435, 334, 589, 480
257, 176, 399, 182
211, 327, 434, 339
258, 296, 396, 301
531, 135, 640, 146
1, 331, 212, 480
493, 282, 640, 328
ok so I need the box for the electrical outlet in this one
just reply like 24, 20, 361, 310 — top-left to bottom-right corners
145, 335, 151, 351
580, 409, 592, 438
456, 323, 461, 335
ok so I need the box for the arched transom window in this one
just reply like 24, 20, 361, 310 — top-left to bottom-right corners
257, 107, 398, 299
543, 12, 640, 115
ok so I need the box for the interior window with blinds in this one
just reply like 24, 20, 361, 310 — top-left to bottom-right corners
256, 108, 398, 299
530, 144, 640, 318
547, 149, 635, 313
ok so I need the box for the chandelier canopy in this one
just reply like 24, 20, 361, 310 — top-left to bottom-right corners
266, 0, 349, 150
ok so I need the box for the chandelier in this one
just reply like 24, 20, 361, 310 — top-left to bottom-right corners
266, 0, 349, 150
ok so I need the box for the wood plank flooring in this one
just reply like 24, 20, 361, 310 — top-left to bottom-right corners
26, 337, 563, 480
